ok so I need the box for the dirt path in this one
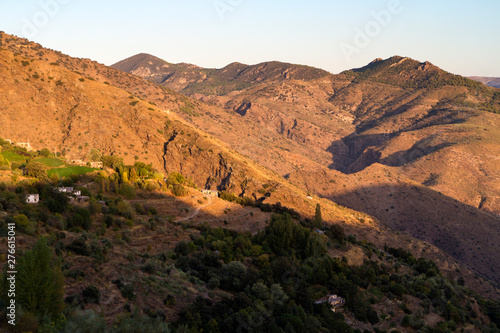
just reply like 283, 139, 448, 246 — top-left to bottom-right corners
175, 195, 213, 222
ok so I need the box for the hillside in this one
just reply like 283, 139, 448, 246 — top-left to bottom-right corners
111, 51, 500, 285
1, 173, 499, 332
470, 76, 500, 89
1, 31, 500, 301
112, 53, 331, 96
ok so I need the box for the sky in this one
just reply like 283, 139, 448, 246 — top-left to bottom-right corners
0, 0, 499, 76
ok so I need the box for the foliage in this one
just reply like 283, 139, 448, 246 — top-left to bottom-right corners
2, 238, 64, 321
82, 285, 100, 304
1, 150, 28, 162
26, 161, 48, 179
13, 213, 36, 235
0, 154, 9, 167
40, 148, 51, 157
171, 184, 186, 196
86, 148, 102, 162
166, 172, 184, 185
314, 203, 322, 228
101, 155, 124, 169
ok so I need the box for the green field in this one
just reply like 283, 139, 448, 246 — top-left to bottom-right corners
33, 157, 65, 167
0, 150, 29, 162
47, 166, 95, 178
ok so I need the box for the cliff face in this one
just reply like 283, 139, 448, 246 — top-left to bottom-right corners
161, 126, 238, 193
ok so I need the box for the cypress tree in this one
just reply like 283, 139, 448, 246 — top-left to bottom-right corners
314, 203, 322, 228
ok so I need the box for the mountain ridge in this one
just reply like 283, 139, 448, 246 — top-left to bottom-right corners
110, 49, 500, 287
2, 32, 500, 295
469, 76, 500, 88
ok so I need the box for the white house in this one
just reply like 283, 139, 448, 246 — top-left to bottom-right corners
202, 190, 219, 197
89, 161, 103, 169
55, 187, 74, 193
314, 295, 345, 312
17, 142, 33, 151
26, 194, 40, 204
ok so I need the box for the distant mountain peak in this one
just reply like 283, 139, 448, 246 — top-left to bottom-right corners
469, 76, 500, 88
346, 56, 481, 89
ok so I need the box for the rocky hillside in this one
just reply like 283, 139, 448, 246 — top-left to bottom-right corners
112, 53, 331, 96
112, 51, 500, 286
2, 32, 500, 293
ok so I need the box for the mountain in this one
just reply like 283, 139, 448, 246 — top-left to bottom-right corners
2, 32, 500, 293
112, 52, 500, 285
470, 76, 500, 88
112, 53, 331, 95
2, 31, 500, 330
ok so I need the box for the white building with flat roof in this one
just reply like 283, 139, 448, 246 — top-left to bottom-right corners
26, 194, 40, 204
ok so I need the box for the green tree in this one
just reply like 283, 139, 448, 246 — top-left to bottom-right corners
40, 148, 51, 157
0, 154, 9, 166
101, 155, 123, 169
167, 172, 185, 185
25, 162, 48, 179
14, 238, 64, 320
314, 203, 322, 228
14, 214, 36, 235
172, 184, 186, 196
129, 167, 138, 182
120, 168, 129, 183
87, 148, 102, 162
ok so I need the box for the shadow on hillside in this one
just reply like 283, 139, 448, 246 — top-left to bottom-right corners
328, 106, 475, 173
323, 183, 500, 284
327, 130, 456, 174
327, 133, 389, 173
380, 139, 453, 168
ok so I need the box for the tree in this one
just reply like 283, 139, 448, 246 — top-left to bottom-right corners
314, 203, 322, 228
15, 238, 64, 319
172, 184, 186, 197
87, 148, 102, 162
0, 154, 9, 166
40, 148, 51, 157
14, 214, 36, 235
25, 162, 48, 179
129, 167, 138, 182
101, 155, 123, 169
167, 172, 185, 185
120, 168, 129, 183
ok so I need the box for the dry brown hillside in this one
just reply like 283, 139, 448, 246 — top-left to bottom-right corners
111, 52, 500, 285
1, 32, 500, 294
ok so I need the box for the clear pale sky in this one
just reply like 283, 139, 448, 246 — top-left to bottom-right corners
0, 0, 499, 76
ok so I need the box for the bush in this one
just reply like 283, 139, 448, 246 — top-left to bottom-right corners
119, 183, 136, 199
166, 172, 185, 185
120, 284, 135, 300
40, 148, 51, 157
25, 161, 48, 179
14, 214, 35, 235
66, 236, 91, 256
82, 285, 100, 304
172, 184, 186, 196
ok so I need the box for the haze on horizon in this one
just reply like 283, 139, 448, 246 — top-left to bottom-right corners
0, 0, 499, 77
